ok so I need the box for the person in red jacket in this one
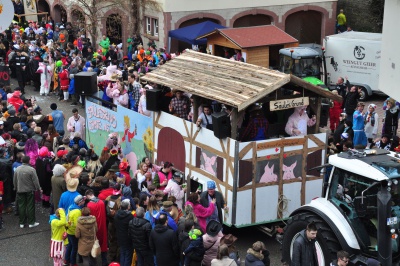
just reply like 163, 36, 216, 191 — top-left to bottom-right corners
58, 66, 69, 102
329, 90, 343, 132
7, 90, 24, 113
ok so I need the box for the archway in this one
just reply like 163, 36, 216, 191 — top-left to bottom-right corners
171, 18, 220, 53
157, 127, 185, 172
285, 11, 322, 44
37, 0, 50, 23
71, 9, 86, 35
106, 14, 122, 45
233, 14, 272, 28
53, 4, 67, 24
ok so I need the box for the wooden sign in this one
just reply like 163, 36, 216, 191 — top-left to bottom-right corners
270, 97, 309, 111
256, 138, 306, 150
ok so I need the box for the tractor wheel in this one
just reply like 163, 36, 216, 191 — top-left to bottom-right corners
281, 212, 341, 266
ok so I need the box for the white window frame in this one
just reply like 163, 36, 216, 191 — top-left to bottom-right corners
146, 17, 151, 35
153, 18, 159, 37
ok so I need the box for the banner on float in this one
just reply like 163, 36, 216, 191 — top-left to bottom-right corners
22, 0, 38, 22
86, 101, 154, 173
0, 66, 10, 85
0, 0, 14, 32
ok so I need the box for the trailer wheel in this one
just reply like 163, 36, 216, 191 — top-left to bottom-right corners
281, 212, 341, 266
359, 86, 369, 101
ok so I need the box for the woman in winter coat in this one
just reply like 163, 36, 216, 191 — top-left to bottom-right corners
383, 98, 399, 139
245, 241, 269, 266
51, 164, 67, 210
364, 104, 379, 145
211, 244, 237, 266
186, 192, 215, 233
202, 221, 223, 266
75, 207, 98, 266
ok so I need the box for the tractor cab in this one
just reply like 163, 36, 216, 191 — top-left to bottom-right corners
279, 47, 326, 89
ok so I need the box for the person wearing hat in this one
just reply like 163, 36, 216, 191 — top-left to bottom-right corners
114, 199, 134, 266
149, 213, 180, 266
285, 105, 316, 137
58, 166, 82, 215
4, 107, 20, 132
245, 241, 269, 266
200, 180, 226, 225
164, 171, 186, 210
13, 156, 41, 228
49, 103, 66, 136
51, 164, 67, 210
383, 97, 399, 139
202, 220, 223, 266
49, 208, 68, 266
9, 48, 29, 94
65, 195, 86, 266
169, 90, 191, 119
36, 146, 53, 208
86, 152, 103, 177
155, 200, 178, 232
105, 183, 122, 262
364, 104, 379, 146
372, 134, 391, 151
183, 228, 204, 266
219, 234, 240, 265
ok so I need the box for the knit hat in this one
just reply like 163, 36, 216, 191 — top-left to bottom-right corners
119, 161, 128, 171
39, 146, 49, 157
207, 181, 216, 189
57, 149, 68, 158
74, 195, 85, 204
8, 109, 16, 116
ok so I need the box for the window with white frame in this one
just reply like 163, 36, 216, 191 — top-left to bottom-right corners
154, 19, 159, 37
146, 17, 151, 35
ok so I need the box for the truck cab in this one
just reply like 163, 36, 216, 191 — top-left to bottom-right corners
279, 47, 327, 88
282, 149, 400, 265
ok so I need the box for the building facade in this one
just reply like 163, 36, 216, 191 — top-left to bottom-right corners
36, 0, 337, 53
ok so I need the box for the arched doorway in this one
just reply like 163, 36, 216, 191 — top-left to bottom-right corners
37, 0, 50, 23
157, 127, 185, 172
285, 11, 322, 44
106, 14, 122, 45
171, 18, 220, 53
71, 9, 86, 35
233, 14, 272, 28
53, 4, 67, 24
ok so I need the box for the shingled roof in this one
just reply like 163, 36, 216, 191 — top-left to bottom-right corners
197, 25, 298, 48
141, 50, 342, 111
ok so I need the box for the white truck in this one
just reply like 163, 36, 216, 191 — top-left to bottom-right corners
324, 31, 383, 100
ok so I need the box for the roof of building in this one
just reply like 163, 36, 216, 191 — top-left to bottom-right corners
197, 25, 298, 48
141, 50, 341, 111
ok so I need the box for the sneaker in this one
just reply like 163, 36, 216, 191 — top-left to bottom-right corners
19, 224, 24, 228
29, 222, 39, 228
70, 102, 77, 106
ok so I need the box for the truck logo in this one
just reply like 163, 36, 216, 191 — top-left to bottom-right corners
354, 46, 366, 60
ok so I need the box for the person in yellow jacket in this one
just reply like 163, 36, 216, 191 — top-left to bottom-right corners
65, 195, 85, 266
49, 208, 68, 266
337, 9, 347, 33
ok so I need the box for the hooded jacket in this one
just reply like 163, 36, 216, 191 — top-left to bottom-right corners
66, 203, 82, 235
114, 209, 134, 247
50, 208, 67, 241
75, 215, 97, 256
202, 233, 223, 266
149, 224, 180, 266
244, 248, 264, 266
291, 229, 318, 266
128, 216, 152, 251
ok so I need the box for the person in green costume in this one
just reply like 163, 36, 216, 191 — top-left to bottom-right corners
99, 35, 110, 55
127, 38, 133, 61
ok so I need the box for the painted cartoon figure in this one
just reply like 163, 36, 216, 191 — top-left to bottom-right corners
122, 115, 138, 172
201, 152, 216, 176
259, 163, 278, 183
283, 161, 301, 180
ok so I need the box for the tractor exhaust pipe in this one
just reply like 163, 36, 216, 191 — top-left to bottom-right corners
377, 187, 392, 266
